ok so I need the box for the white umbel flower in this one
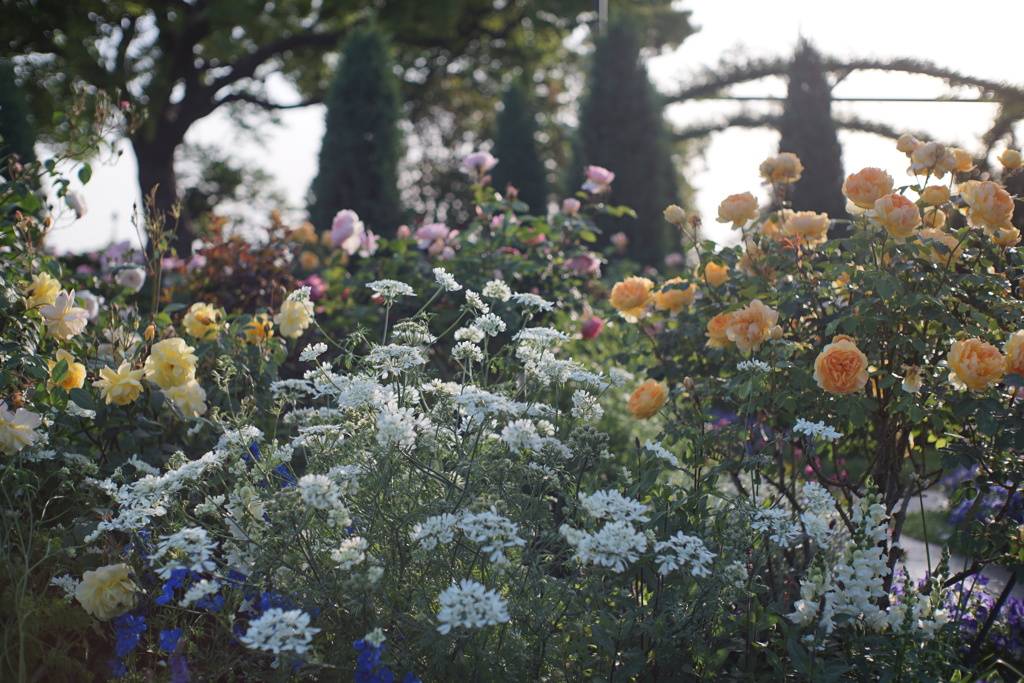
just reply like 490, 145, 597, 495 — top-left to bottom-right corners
433, 267, 462, 292
239, 608, 320, 655
436, 579, 510, 634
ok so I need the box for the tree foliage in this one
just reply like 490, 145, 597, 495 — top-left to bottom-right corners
309, 25, 403, 236
0, 61, 36, 180
490, 82, 548, 215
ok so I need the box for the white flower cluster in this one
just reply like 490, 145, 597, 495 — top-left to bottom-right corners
482, 280, 512, 301
436, 579, 510, 635
560, 520, 648, 573
464, 290, 489, 313
297, 474, 352, 528
150, 526, 219, 578
750, 506, 802, 548
793, 418, 844, 442
499, 419, 545, 452
578, 490, 649, 524
799, 482, 838, 546
510, 292, 553, 312
654, 532, 716, 577
571, 390, 603, 422
299, 342, 328, 363
287, 286, 312, 302
181, 578, 220, 608
364, 344, 427, 379
239, 608, 320, 655
886, 574, 950, 639
376, 404, 429, 450
390, 320, 436, 346
331, 537, 369, 571
452, 341, 484, 363
514, 327, 571, 345
367, 279, 415, 303
433, 267, 462, 292
473, 313, 506, 337
643, 440, 679, 468
457, 507, 526, 566
736, 360, 772, 373
410, 512, 460, 549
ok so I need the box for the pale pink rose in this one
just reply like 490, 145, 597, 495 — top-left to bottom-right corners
300, 274, 328, 302
359, 230, 379, 257
610, 232, 629, 253
582, 165, 615, 194
663, 252, 685, 268
395, 225, 412, 239
491, 214, 518, 229
562, 198, 581, 215
440, 246, 456, 261
416, 222, 450, 250
330, 210, 365, 255
460, 151, 499, 176
186, 254, 207, 271
581, 316, 604, 340
115, 267, 146, 291
564, 253, 602, 277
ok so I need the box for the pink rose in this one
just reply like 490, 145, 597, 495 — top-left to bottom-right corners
582, 165, 615, 194
416, 222, 450, 250
395, 225, 412, 239
581, 316, 604, 340
330, 210, 365, 255
663, 252, 685, 268
460, 151, 499, 176
564, 253, 602, 277
562, 198, 581, 215
359, 230, 379, 257
300, 274, 328, 302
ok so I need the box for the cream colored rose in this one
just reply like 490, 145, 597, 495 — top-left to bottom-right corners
76, 564, 138, 620
609, 276, 654, 323
144, 338, 198, 390
896, 134, 922, 154
164, 379, 208, 417
949, 147, 975, 173
759, 153, 803, 184
920, 185, 950, 207
918, 228, 962, 265
0, 401, 43, 455
183, 302, 225, 339
872, 194, 921, 241
1003, 331, 1024, 377
813, 335, 869, 394
628, 379, 668, 419
716, 192, 759, 228
274, 298, 315, 339
663, 204, 687, 225
39, 290, 89, 341
702, 262, 730, 287
652, 278, 697, 315
781, 210, 830, 249
960, 180, 1015, 235
948, 338, 1004, 391
908, 141, 955, 178
753, 215, 783, 240
843, 167, 894, 212
992, 226, 1021, 247
725, 300, 778, 353
999, 149, 1023, 170
25, 272, 61, 310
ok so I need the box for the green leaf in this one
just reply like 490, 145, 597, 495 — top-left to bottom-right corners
578, 229, 596, 243
78, 163, 92, 184
51, 358, 68, 384
68, 388, 97, 411
163, 303, 187, 313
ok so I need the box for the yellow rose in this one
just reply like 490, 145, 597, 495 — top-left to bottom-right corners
144, 338, 198, 390
716, 192, 759, 228
609, 276, 654, 323
25, 272, 61, 310
920, 185, 950, 207
813, 335, 869, 395
738, 239, 775, 281
842, 167, 894, 211
652, 278, 697, 315
628, 379, 668, 419
663, 204, 687, 225
872, 194, 921, 241
183, 302, 225, 339
1005, 331, 1024, 377
75, 563, 138, 621
921, 206, 947, 229
705, 312, 735, 349
949, 147, 975, 173
902, 365, 923, 394
780, 210, 830, 249
274, 298, 315, 339
753, 215, 783, 240
93, 362, 146, 405
960, 180, 1015, 235
48, 350, 87, 391
164, 379, 208, 417
702, 262, 730, 287
999, 149, 1023, 170
0, 401, 43, 455
759, 153, 803, 184
992, 226, 1022, 247
243, 313, 275, 344
948, 338, 1004, 391
725, 299, 779, 353
918, 228, 962, 265
907, 141, 953, 177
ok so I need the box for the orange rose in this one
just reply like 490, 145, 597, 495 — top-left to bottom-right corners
1004, 331, 1024, 377
780, 210, 830, 249
960, 180, 1015, 234
706, 312, 735, 348
872, 194, 921, 241
918, 228, 962, 265
921, 206, 946, 229
759, 153, 803, 184
702, 262, 730, 287
843, 167, 894, 211
609, 277, 654, 322
753, 215, 783, 240
725, 299, 779, 353
948, 338, 1005, 391
999, 149, 1023, 170
716, 192, 759, 228
949, 147, 975, 173
652, 278, 697, 315
920, 185, 950, 207
737, 239, 775, 281
628, 379, 668, 419
814, 335, 869, 394
908, 141, 956, 178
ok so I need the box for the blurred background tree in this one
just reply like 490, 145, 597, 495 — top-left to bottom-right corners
0, 61, 37, 181
490, 81, 548, 216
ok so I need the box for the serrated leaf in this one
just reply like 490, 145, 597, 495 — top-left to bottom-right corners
68, 387, 97, 411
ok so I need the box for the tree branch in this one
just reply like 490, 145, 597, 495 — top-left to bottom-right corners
215, 92, 324, 110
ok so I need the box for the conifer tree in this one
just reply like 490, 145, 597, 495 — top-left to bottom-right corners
491, 82, 548, 215
569, 18, 681, 265
309, 26, 403, 235
0, 62, 37, 180
777, 39, 846, 218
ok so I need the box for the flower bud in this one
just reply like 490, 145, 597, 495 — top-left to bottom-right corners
143, 324, 156, 342
682, 376, 696, 392
663, 204, 686, 225
771, 325, 783, 340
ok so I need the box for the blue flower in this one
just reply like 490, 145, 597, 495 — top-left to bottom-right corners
113, 612, 147, 658
159, 628, 181, 652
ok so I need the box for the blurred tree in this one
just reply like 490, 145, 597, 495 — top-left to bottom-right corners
569, 17, 687, 265
1, 0, 693, 252
491, 82, 548, 216
777, 38, 845, 218
0, 61, 36, 180
309, 26, 403, 236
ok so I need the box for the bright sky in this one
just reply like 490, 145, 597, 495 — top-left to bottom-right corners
47, 0, 1024, 255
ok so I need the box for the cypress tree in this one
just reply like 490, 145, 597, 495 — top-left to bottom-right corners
309, 26, 403, 235
0, 62, 37, 179
491, 82, 548, 215
777, 38, 846, 218
569, 18, 681, 265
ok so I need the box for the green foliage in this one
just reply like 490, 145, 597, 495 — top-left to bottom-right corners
309, 25, 405, 236
570, 18, 684, 265
777, 39, 846, 219
491, 82, 548, 216
0, 61, 36, 179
